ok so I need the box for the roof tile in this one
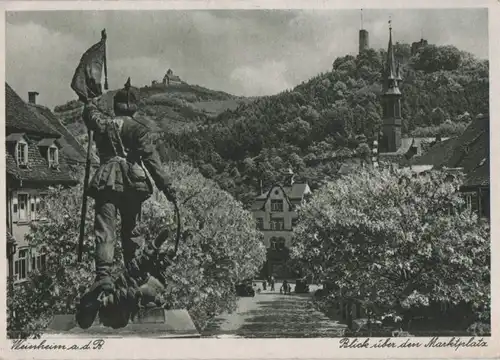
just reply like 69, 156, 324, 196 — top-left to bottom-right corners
5, 84, 59, 136
6, 83, 83, 184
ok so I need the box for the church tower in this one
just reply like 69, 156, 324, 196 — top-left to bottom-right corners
380, 20, 402, 153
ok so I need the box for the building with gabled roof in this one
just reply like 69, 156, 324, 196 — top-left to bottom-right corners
163, 68, 183, 86
409, 114, 489, 219
251, 169, 311, 279
6, 83, 87, 282
28, 102, 87, 166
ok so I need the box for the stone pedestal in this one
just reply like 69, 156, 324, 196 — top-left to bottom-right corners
44, 308, 200, 338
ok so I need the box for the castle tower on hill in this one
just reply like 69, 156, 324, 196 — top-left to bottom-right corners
380, 20, 403, 153
358, 9, 369, 54
359, 30, 369, 54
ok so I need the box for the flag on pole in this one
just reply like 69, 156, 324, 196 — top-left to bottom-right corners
71, 29, 108, 102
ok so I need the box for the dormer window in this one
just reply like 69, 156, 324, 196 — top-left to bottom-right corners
7, 133, 29, 168
48, 146, 59, 168
37, 138, 60, 169
17, 141, 28, 167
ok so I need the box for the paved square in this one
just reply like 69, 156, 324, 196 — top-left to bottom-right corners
203, 284, 347, 338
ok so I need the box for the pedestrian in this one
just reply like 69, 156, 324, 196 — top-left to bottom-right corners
263, 280, 267, 291
281, 279, 289, 295
270, 275, 275, 291
76, 78, 177, 328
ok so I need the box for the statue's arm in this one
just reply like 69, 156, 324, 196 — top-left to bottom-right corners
136, 129, 172, 192
82, 103, 109, 133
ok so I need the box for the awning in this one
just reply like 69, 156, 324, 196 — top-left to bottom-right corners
6, 133, 26, 142
37, 138, 58, 147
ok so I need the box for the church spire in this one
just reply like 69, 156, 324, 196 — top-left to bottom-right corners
385, 19, 401, 95
380, 17, 403, 154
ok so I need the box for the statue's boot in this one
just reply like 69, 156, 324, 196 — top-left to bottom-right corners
97, 275, 166, 328
75, 277, 115, 329
98, 288, 132, 329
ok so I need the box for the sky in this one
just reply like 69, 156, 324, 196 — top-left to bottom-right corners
6, 8, 488, 109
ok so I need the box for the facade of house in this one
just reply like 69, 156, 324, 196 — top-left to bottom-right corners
251, 170, 311, 279
5, 83, 87, 283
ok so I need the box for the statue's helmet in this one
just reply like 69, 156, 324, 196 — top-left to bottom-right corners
113, 77, 140, 116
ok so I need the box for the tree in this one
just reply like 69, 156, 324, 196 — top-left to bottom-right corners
53, 42, 489, 213
290, 168, 490, 329
8, 162, 266, 337
431, 107, 447, 126
412, 45, 463, 73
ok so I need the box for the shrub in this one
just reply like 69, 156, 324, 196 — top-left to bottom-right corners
7, 162, 266, 337
290, 167, 490, 329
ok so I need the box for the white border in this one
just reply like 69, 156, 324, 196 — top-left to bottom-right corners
0, 1, 498, 359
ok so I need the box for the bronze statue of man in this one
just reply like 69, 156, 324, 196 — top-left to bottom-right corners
76, 78, 176, 328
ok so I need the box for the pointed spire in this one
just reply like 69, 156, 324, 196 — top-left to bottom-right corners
360, 9, 364, 30
124, 77, 131, 89
384, 17, 401, 95
386, 19, 396, 80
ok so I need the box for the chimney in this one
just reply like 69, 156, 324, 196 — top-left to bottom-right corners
283, 168, 295, 187
28, 91, 39, 105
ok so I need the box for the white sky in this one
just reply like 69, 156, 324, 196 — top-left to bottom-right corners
6, 9, 488, 109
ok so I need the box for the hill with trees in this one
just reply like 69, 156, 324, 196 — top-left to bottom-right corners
54, 43, 489, 207
162, 43, 488, 205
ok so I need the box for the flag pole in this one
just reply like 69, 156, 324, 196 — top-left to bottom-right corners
78, 131, 93, 262
102, 29, 108, 90
77, 29, 107, 262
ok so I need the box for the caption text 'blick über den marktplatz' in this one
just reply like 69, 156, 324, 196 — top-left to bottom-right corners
339, 336, 488, 351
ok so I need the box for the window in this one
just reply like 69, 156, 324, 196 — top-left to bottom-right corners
48, 146, 59, 167
28, 194, 48, 221
276, 237, 286, 251
481, 191, 489, 218
13, 197, 18, 216
37, 194, 48, 220
16, 141, 28, 166
271, 200, 284, 212
269, 237, 285, 250
14, 248, 29, 282
30, 196, 36, 221
270, 237, 277, 250
270, 217, 285, 231
466, 192, 478, 214
31, 250, 47, 272
256, 217, 264, 230
18, 194, 28, 222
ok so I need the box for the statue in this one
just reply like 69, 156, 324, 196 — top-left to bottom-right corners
76, 226, 182, 329
75, 78, 179, 329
